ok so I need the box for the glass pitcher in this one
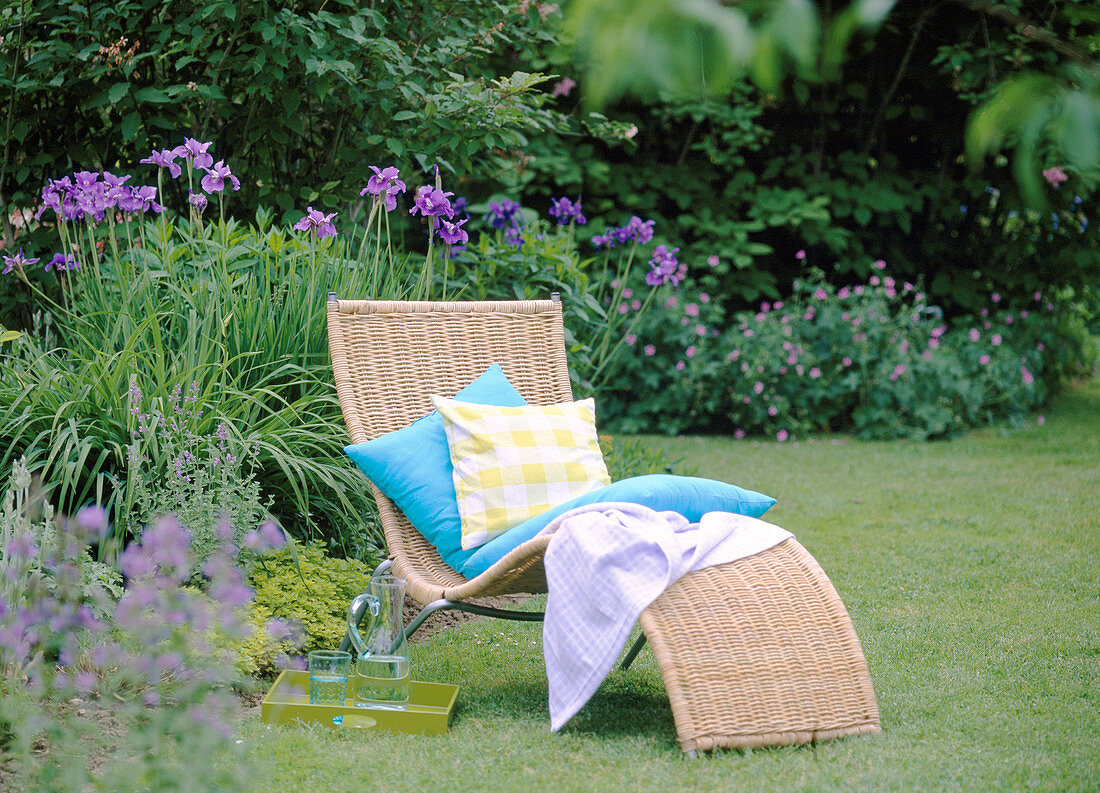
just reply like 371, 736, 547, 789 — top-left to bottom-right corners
346, 574, 411, 709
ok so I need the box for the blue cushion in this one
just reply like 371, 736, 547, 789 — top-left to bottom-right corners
459, 473, 778, 577
344, 364, 527, 573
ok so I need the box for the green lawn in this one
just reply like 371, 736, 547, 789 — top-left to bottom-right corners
241, 380, 1099, 792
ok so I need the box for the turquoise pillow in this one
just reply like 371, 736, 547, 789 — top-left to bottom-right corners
459, 474, 777, 578
343, 364, 527, 573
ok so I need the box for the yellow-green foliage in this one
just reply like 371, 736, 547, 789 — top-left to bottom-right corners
241, 542, 372, 675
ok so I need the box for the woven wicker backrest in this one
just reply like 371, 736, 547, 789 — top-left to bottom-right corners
326, 296, 574, 445
326, 295, 573, 599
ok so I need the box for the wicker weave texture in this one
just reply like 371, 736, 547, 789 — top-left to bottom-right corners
327, 296, 880, 752
327, 298, 570, 605
639, 539, 881, 752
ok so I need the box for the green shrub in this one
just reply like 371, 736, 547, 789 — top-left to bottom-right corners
603, 257, 1096, 440
240, 542, 380, 675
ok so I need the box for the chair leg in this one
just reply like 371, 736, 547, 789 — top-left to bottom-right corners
619, 632, 648, 670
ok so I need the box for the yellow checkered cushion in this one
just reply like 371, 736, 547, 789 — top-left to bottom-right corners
430, 395, 611, 551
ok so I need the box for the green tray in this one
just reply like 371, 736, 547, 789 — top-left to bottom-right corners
260, 670, 459, 735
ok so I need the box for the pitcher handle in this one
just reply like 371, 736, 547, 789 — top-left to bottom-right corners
346, 592, 379, 657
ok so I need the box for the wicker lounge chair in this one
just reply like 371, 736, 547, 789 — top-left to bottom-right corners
326, 293, 880, 753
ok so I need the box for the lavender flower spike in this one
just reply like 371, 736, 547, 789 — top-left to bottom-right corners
140, 148, 183, 178
200, 160, 241, 193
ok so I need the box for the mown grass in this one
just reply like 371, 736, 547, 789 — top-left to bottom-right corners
239, 379, 1099, 793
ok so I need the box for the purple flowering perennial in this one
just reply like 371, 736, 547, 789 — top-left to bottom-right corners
410, 185, 455, 219
645, 244, 683, 286
45, 253, 80, 273
2, 248, 39, 275
294, 206, 338, 238
173, 138, 214, 170
548, 196, 587, 226
200, 160, 240, 193
188, 189, 209, 214
436, 216, 469, 245
361, 166, 408, 212
140, 148, 183, 179
486, 198, 521, 230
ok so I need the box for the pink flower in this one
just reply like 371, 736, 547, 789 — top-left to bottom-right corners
838, 287, 851, 299
676, 361, 685, 370
922, 349, 932, 361
685, 345, 696, 358
795, 250, 806, 260
643, 344, 656, 356
803, 311, 815, 321
753, 381, 764, 394
776, 429, 789, 442
991, 292, 1001, 303
1033, 292, 1042, 302
870, 275, 881, 286
694, 324, 706, 336
664, 296, 678, 309
617, 303, 629, 314
814, 288, 827, 301
842, 357, 852, 367
622, 288, 633, 299
631, 299, 641, 310
760, 302, 771, 313
551, 77, 577, 97
969, 328, 980, 342
1042, 167, 1067, 187
734, 429, 746, 439
699, 292, 710, 303
744, 329, 755, 337
1021, 366, 1034, 384
931, 326, 946, 338
1005, 314, 1014, 325
707, 255, 720, 267
992, 334, 1002, 346
767, 405, 778, 417
889, 363, 906, 381
685, 303, 700, 317
873, 259, 886, 270
979, 354, 991, 365
625, 334, 637, 346
809, 367, 821, 379
1037, 414, 1046, 426
928, 338, 939, 349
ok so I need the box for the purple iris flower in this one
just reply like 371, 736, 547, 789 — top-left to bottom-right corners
118, 185, 164, 214
362, 166, 406, 196
140, 149, 183, 179
409, 185, 455, 218
486, 198, 521, 230
645, 244, 682, 286
73, 171, 100, 189
188, 189, 209, 214
294, 206, 338, 238
45, 253, 80, 273
200, 160, 240, 193
548, 196, 587, 226
591, 230, 616, 248
436, 216, 469, 245
360, 166, 407, 211
173, 138, 214, 170
34, 177, 73, 221
2, 248, 40, 275
618, 216, 655, 245
504, 224, 525, 249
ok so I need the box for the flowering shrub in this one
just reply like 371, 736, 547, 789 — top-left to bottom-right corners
606, 257, 1094, 439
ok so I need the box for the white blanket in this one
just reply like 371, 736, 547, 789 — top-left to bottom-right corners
539, 502, 793, 730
